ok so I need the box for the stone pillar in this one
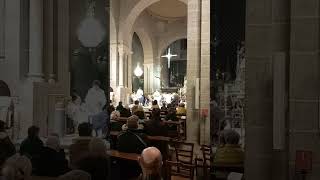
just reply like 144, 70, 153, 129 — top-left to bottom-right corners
28, 0, 44, 81
186, 0, 201, 143
54, 100, 65, 137
245, 0, 274, 179
199, 0, 210, 145
288, 0, 320, 179
44, 0, 56, 83
117, 45, 128, 103
110, 44, 118, 89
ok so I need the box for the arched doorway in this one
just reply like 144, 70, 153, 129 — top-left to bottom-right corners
160, 39, 187, 89
131, 33, 144, 92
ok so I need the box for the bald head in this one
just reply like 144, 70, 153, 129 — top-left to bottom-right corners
139, 147, 162, 175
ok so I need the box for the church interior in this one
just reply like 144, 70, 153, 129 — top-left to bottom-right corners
0, 0, 320, 180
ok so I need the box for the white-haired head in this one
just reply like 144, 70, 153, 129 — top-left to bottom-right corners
139, 147, 163, 175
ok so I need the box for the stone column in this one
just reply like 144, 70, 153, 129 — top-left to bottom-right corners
117, 45, 127, 103
110, 44, 118, 89
199, 0, 210, 145
186, 0, 201, 143
28, 0, 44, 81
288, 0, 320, 179
54, 100, 65, 137
245, 0, 274, 179
44, 0, 56, 83
118, 48, 124, 87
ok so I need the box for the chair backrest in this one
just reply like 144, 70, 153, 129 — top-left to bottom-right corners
201, 145, 212, 166
166, 160, 195, 180
174, 142, 194, 164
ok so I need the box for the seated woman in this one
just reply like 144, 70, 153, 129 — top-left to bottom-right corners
118, 115, 148, 154
151, 100, 160, 110
36, 135, 69, 177
145, 109, 168, 137
214, 130, 244, 164
176, 103, 187, 118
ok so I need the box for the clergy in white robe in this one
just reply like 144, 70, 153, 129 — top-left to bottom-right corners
85, 80, 106, 116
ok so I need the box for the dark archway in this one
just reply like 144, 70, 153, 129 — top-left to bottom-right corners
0, 80, 10, 96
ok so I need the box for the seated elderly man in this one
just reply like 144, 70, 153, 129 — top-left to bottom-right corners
117, 115, 148, 154
214, 130, 244, 164
138, 147, 163, 180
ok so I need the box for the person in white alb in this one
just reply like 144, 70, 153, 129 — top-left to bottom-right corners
85, 80, 106, 117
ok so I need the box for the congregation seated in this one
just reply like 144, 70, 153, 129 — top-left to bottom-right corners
36, 135, 69, 177
116, 101, 127, 117
214, 130, 244, 164
19, 126, 44, 172
70, 123, 93, 167
117, 116, 148, 154
145, 109, 168, 136
131, 100, 144, 115
121, 105, 132, 118
0, 120, 16, 167
75, 138, 110, 180
176, 103, 187, 117
58, 170, 91, 180
160, 102, 168, 111
1, 154, 32, 180
121, 115, 144, 131
165, 106, 178, 121
138, 147, 163, 180
151, 100, 160, 110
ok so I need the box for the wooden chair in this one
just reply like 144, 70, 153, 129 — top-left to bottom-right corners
179, 116, 187, 140
200, 145, 212, 179
172, 141, 194, 178
166, 160, 195, 180
174, 141, 194, 164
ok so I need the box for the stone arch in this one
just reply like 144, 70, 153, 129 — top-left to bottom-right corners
159, 36, 187, 56
0, 80, 10, 96
119, 0, 187, 46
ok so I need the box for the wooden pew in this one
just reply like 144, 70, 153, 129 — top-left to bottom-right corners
110, 131, 172, 142
107, 149, 140, 161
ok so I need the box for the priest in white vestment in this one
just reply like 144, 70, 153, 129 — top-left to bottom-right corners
85, 80, 106, 116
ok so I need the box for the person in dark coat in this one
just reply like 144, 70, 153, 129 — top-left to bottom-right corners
0, 120, 16, 167
36, 135, 69, 177
116, 101, 125, 115
117, 116, 148, 179
19, 126, 43, 172
145, 109, 168, 136
76, 138, 110, 180
117, 116, 148, 154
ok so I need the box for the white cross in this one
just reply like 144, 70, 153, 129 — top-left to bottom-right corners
161, 48, 177, 68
